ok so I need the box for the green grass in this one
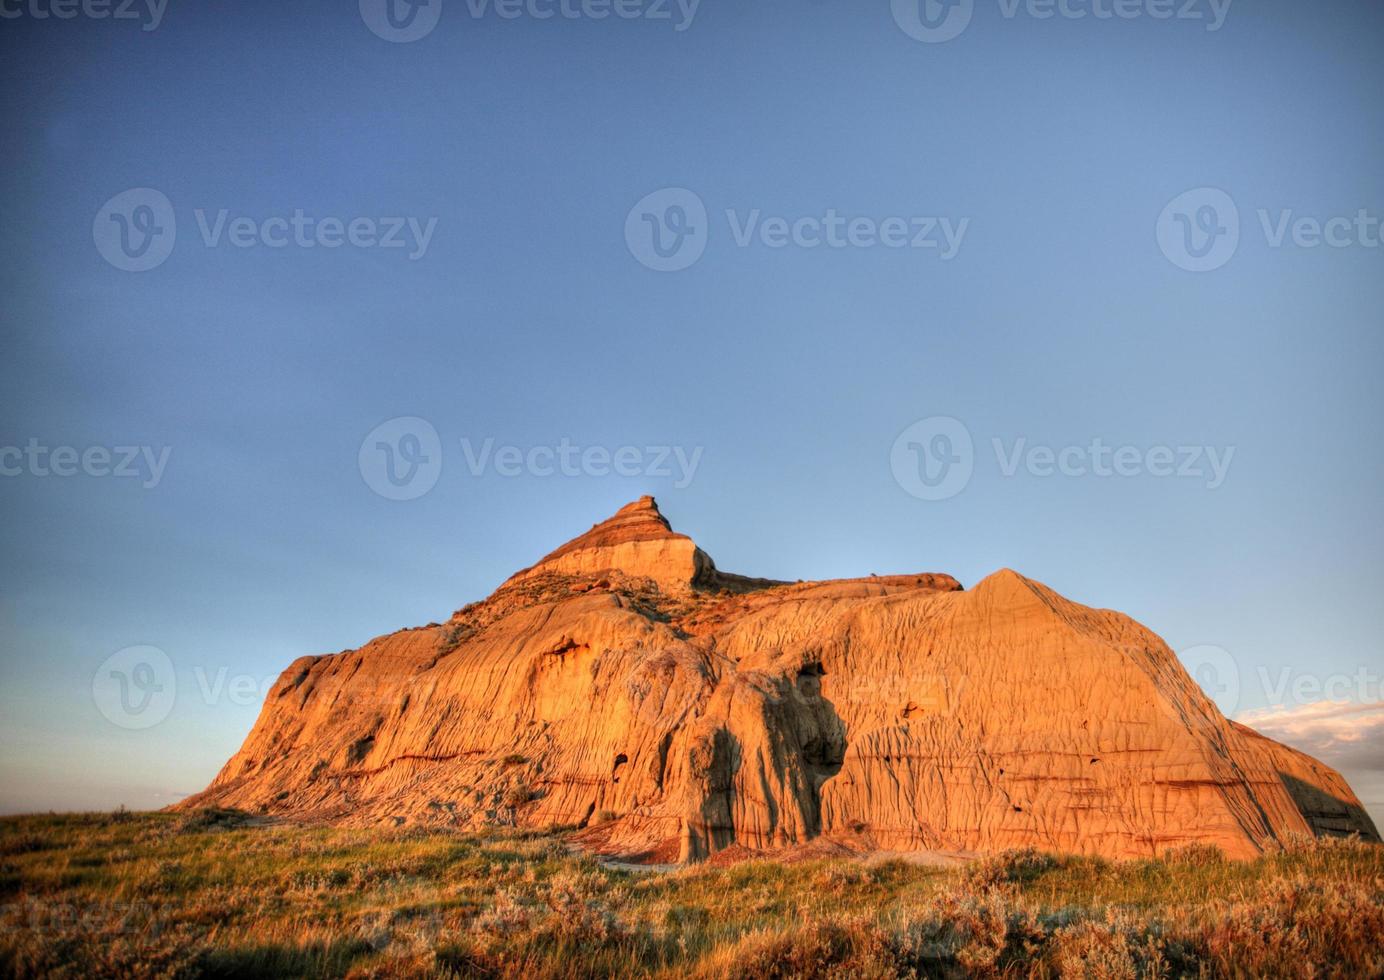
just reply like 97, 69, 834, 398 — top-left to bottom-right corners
0, 812, 1380, 978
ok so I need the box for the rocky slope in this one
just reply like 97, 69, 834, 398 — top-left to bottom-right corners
178, 497, 1379, 861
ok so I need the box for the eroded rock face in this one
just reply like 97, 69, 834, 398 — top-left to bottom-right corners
179, 497, 1379, 860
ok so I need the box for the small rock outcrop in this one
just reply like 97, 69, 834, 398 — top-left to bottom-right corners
178, 498, 1379, 861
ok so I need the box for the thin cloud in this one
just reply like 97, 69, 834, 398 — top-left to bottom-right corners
1238, 700, 1384, 746
1237, 700, 1384, 826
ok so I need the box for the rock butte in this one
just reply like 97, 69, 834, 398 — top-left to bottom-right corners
180, 497, 1379, 862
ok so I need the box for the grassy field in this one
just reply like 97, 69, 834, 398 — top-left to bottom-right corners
1, 811, 1380, 978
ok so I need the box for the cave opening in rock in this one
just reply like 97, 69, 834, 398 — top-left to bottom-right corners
795, 663, 825, 699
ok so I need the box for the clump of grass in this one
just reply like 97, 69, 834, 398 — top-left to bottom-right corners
436, 621, 478, 653
1194, 873, 1384, 978
502, 783, 537, 809
692, 916, 897, 979
1161, 841, 1226, 866
1048, 912, 1170, 979
962, 847, 1060, 890
176, 807, 254, 834
0, 835, 51, 858
0, 895, 208, 979
812, 862, 868, 890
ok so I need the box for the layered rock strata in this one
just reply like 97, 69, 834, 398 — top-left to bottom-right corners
179, 497, 1379, 861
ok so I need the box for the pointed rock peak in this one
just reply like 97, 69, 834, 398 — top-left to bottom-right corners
972, 568, 1051, 609
971, 568, 1092, 630
603, 495, 673, 532
557, 496, 685, 553
975, 567, 1031, 591
506, 497, 713, 589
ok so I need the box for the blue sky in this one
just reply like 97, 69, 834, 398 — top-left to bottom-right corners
1, 0, 1381, 826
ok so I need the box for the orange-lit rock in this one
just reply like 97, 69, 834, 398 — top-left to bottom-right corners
179, 497, 1379, 861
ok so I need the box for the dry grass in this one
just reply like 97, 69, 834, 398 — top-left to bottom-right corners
0, 813, 1379, 978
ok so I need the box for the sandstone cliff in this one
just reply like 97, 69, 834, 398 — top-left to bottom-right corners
178, 497, 1379, 861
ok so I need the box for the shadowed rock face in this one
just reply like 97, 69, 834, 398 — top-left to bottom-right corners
179, 497, 1380, 861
